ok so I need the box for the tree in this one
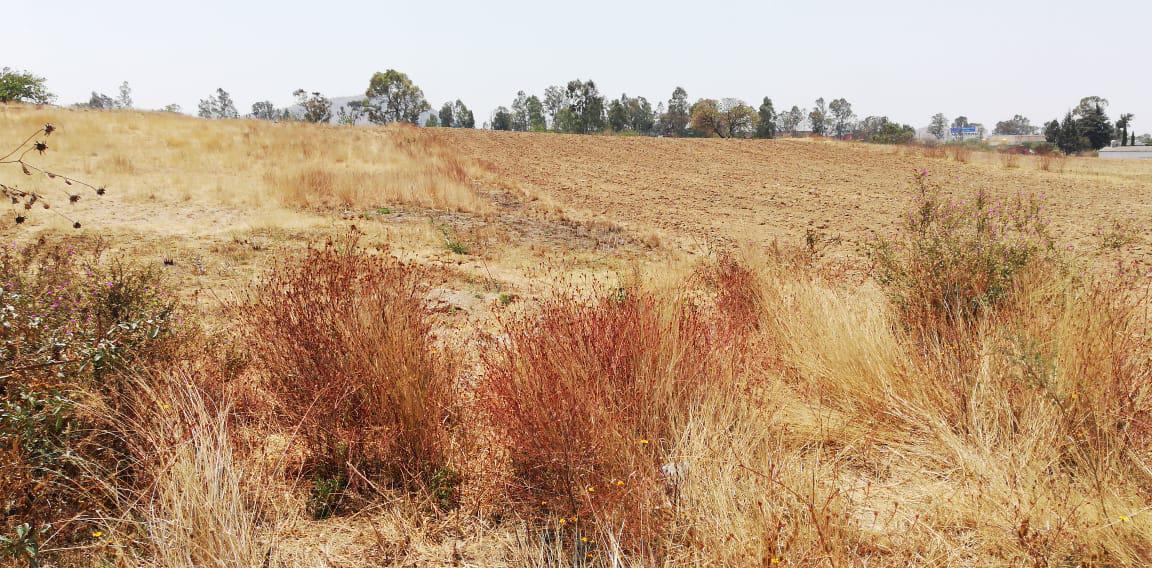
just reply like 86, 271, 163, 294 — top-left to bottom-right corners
1073, 96, 1108, 118
1132, 132, 1137, 146
1043, 119, 1060, 144
0, 67, 54, 104
1116, 113, 1134, 146
626, 96, 654, 134
491, 107, 513, 131
425, 114, 439, 127
756, 97, 777, 139
564, 79, 605, 134
294, 89, 333, 123
86, 92, 116, 110
336, 100, 367, 125
250, 101, 280, 120
608, 97, 628, 132
928, 113, 949, 141
526, 95, 546, 131
776, 105, 805, 136
808, 98, 827, 136
543, 85, 568, 130
364, 69, 430, 125
690, 98, 758, 138
438, 102, 455, 128
511, 91, 530, 131
1057, 111, 1084, 155
1078, 103, 1114, 150
198, 88, 238, 119
993, 114, 1038, 135
453, 100, 475, 128
116, 81, 132, 109
663, 86, 691, 137
855, 116, 916, 144
161, 104, 182, 114
827, 98, 855, 138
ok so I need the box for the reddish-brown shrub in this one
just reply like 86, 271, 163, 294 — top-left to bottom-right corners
242, 244, 457, 495
481, 288, 741, 553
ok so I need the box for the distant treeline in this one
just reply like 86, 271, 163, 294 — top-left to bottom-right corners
2, 66, 1146, 149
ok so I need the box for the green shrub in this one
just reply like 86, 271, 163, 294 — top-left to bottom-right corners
870, 170, 1054, 330
1, 239, 178, 545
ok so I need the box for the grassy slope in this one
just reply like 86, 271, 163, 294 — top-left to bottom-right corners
3, 105, 1152, 566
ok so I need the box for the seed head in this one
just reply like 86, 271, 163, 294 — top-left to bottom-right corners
15, 215, 26, 224
33, 141, 47, 155
44, 123, 55, 136
73, 221, 82, 229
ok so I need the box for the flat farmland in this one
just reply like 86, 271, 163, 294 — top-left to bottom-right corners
443, 129, 1152, 260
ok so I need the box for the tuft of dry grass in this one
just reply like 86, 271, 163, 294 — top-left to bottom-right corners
241, 241, 459, 503
481, 282, 743, 558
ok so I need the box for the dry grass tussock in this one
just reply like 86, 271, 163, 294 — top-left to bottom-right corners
0, 105, 492, 214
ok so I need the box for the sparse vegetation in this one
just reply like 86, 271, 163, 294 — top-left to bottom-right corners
3, 106, 1152, 566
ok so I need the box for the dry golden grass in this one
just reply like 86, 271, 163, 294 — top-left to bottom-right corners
5, 105, 1152, 567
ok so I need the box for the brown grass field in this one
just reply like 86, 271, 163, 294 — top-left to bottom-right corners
3, 104, 1152, 567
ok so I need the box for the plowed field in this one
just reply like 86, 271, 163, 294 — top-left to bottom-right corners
441, 129, 1152, 259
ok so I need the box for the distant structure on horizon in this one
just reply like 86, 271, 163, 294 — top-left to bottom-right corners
1099, 146, 1152, 160
985, 134, 1046, 147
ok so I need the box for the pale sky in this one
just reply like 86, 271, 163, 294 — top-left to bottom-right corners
6, 0, 1150, 133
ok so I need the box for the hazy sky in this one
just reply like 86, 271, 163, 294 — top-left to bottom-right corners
7, 0, 1150, 132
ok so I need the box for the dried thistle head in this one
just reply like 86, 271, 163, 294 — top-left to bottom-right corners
33, 141, 47, 154
43, 123, 55, 136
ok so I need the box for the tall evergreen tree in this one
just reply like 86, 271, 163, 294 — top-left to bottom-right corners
1057, 111, 1083, 155
664, 87, 691, 136
1078, 103, 1114, 150
1043, 119, 1060, 144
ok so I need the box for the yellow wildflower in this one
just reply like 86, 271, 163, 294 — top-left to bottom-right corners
92, 530, 104, 538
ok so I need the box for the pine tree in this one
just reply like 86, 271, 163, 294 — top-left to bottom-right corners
1057, 112, 1083, 155
1043, 119, 1060, 144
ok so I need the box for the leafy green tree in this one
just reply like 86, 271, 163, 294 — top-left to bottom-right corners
993, 114, 1038, 135
491, 107, 513, 131
808, 98, 827, 136
116, 81, 132, 109
1077, 103, 1114, 150
251, 101, 280, 120
1057, 111, 1084, 154
294, 89, 333, 123
453, 100, 475, 128
336, 100, 367, 125
198, 88, 238, 119
438, 102, 455, 128
776, 105, 805, 136
663, 86, 691, 136
0, 67, 54, 104
425, 113, 440, 127
690, 98, 758, 138
510, 91, 530, 131
1043, 119, 1060, 144
526, 95, 546, 131
828, 98, 855, 138
564, 79, 605, 134
856, 116, 916, 144
1073, 96, 1108, 119
626, 96, 654, 134
607, 96, 629, 132
756, 97, 777, 139
364, 69, 430, 124
543, 85, 567, 130
161, 104, 182, 113
928, 113, 948, 140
